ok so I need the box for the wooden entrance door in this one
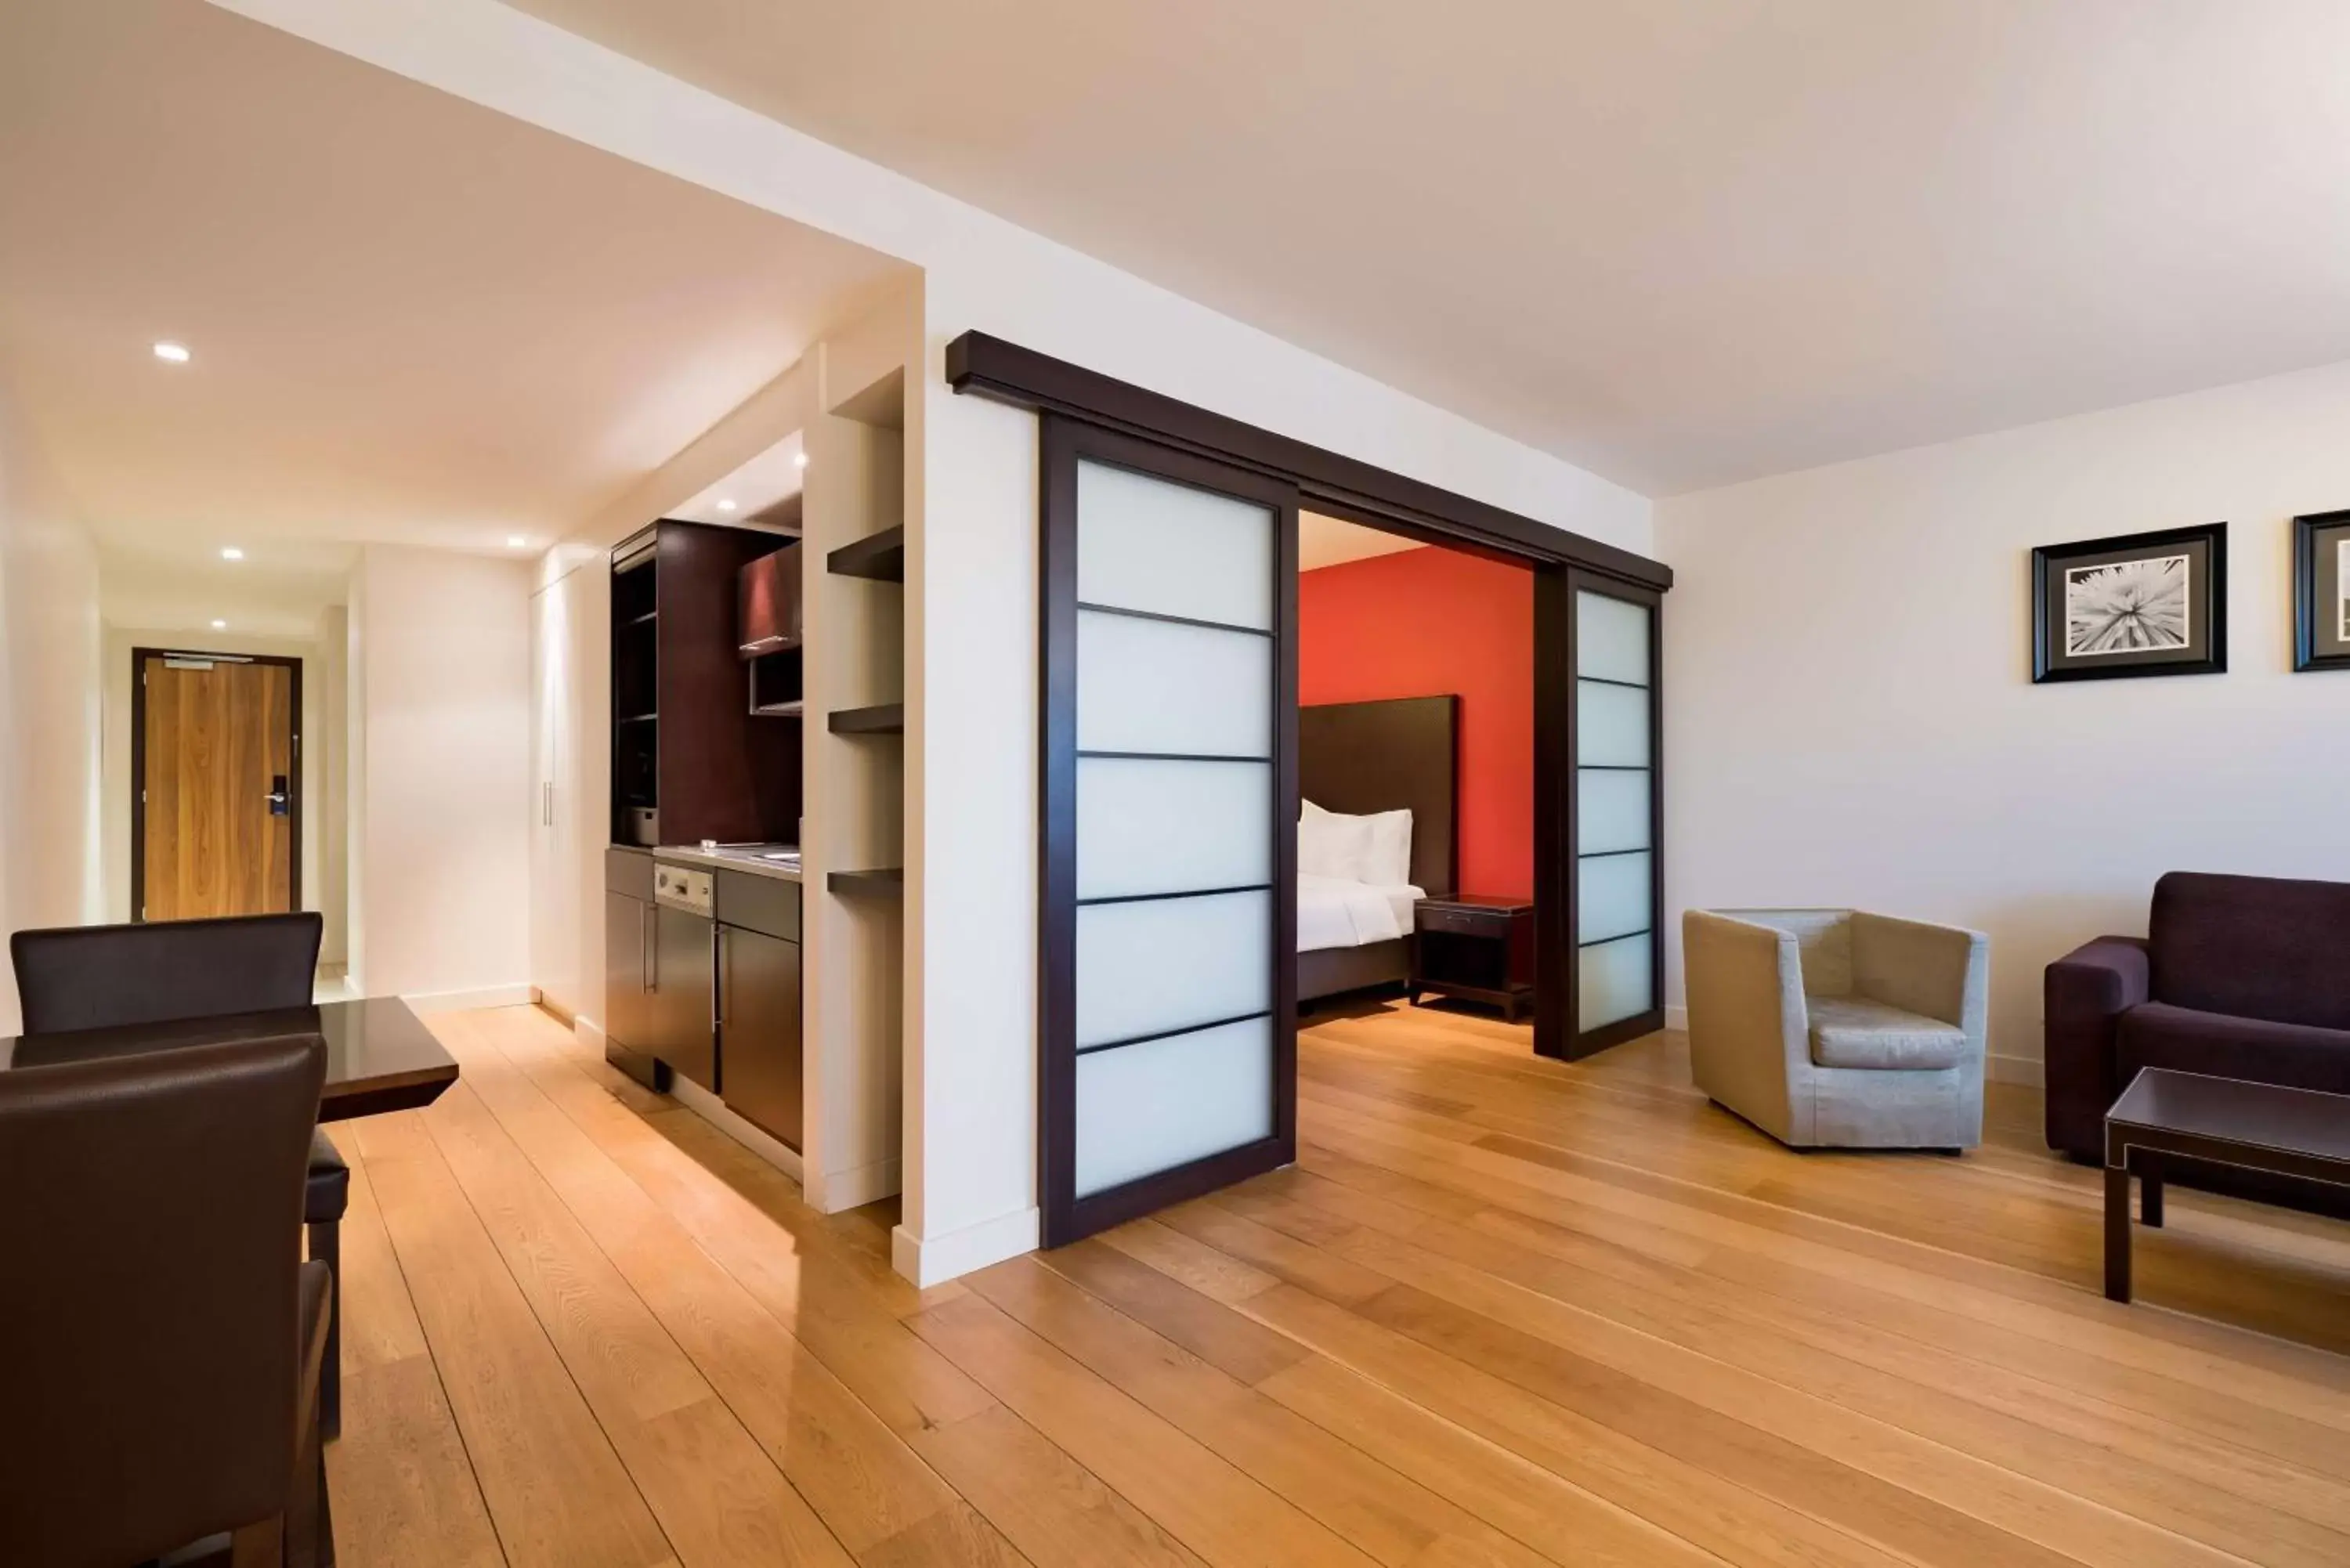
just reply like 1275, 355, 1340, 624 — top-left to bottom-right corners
134, 651, 299, 920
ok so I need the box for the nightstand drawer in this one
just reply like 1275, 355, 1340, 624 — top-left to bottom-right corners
1419, 904, 1512, 938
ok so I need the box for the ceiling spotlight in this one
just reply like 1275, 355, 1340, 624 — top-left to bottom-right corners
220, 547, 244, 562
153, 341, 191, 363
209, 619, 227, 630
716, 498, 738, 512
793, 451, 809, 470
506, 535, 527, 548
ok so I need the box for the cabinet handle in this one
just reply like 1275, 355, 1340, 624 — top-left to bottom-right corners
642, 904, 654, 992
713, 927, 725, 1033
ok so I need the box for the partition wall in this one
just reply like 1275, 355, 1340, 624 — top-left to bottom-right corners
948, 332, 1672, 1246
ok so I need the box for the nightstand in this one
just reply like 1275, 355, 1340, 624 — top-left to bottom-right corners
1411, 896, 1536, 1022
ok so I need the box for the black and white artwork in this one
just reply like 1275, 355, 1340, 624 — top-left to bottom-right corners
2291, 510, 2350, 671
2063, 555, 2190, 656
2032, 522, 2225, 683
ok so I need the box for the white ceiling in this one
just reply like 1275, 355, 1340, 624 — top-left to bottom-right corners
0, 0, 906, 634
1300, 511, 1423, 573
498, 0, 2350, 495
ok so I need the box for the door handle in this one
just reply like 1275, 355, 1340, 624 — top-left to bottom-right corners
266, 775, 290, 817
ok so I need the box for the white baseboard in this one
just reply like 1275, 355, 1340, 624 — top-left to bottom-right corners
1987, 1052, 2045, 1088
893, 1205, 1040, 1288
807, 1154, 902, 1216
402, 982, 537, 1013
671, 1075, 805, 1183
1665, 1004, 1689, 1032
573, 1014, 606, 1050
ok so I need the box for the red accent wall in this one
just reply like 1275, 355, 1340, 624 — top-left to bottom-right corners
1298, 546, 1533, 900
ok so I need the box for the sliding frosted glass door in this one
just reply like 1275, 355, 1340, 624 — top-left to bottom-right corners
1040, 418, 1298, 1246
1569, 576, 1663, 1050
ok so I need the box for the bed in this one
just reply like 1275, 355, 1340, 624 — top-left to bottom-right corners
1297, 695, 1459, 1006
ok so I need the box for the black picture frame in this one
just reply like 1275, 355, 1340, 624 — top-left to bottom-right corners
2030, 522, 2226, 684
2293, 508, 2350, 672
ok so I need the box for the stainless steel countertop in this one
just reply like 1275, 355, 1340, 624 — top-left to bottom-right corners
653, 844, 803, 883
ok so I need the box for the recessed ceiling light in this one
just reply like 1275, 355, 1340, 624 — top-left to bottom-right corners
716, 498, 738, 512
153, 341, 190, 363
793, 451, 809, 470
220, 547, 244, 562
506, 535, 527, 548
209, 619, 227, 630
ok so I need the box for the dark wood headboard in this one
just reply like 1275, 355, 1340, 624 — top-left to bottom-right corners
1299, 695, 1459, 897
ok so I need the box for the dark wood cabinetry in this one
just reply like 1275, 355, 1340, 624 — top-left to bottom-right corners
1411, 896, 1536, 1022
611, 521, 801, 846
650, 903, 717, 1091
602, 850, 667, 1092
716, 864, 802, 1149
603, 850, 802, 1146
719, 924, 801, 1149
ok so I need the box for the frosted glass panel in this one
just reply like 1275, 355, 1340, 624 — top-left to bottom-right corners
1577, 681, 1650, 767
1077, 460, 1272, 630
1077, 757, 1270, 900
1578, 850, 1652, 945
1578, 933, 1654, 1031
1577, 768, 1650, 855
1074, 1017, 1273, 1197
1077, 610, 1270, 758
1577, 591, 1650, 686
1077, 891, 1270, 1048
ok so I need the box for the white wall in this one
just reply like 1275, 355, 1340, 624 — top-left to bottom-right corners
98, 626, 341, 962
349, 544, 533, 1005
0, 367, 103, 1033
225, 0, 1655, 1282
1658, 359, 2350, 1082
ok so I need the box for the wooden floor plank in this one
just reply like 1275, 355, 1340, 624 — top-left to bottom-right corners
323, 999, 2350, 1568
349, 1111, 679, 1568
320, 1147, 506, 1568
414, 1077, 858, 1567
433, 1010, 1026, 1567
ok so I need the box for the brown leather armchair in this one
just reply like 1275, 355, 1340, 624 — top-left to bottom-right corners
0, 1034, 333, 1567
9, 912, 349, 1435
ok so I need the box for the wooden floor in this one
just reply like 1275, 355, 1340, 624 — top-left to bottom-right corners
327, 999, 2350, 1568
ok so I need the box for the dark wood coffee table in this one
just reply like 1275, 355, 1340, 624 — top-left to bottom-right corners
2103, 1067, 2350, 1302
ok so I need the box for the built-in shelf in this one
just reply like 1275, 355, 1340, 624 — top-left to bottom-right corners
827, 868, 903, 898
826, 703, 904, 735
751, 700, 804, 718
826, 526, 903, 583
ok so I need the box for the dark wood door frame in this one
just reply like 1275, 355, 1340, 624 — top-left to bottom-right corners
949, 331, 1671, 1065
129, 647, 304, 922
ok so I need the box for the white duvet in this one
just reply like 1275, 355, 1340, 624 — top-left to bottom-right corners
1297, 874, 1424, 952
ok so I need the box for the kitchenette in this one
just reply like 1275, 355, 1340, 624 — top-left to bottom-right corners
596, 392, 906, 1193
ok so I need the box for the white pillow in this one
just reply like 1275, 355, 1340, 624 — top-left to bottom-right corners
1301, 798, 1332, 819
1298, 808, 1372, 880
1359, 808, 1414, 887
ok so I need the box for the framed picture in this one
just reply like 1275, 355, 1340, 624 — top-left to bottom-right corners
2030, 522, 2226, 683
2294, 508, 2350, 672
